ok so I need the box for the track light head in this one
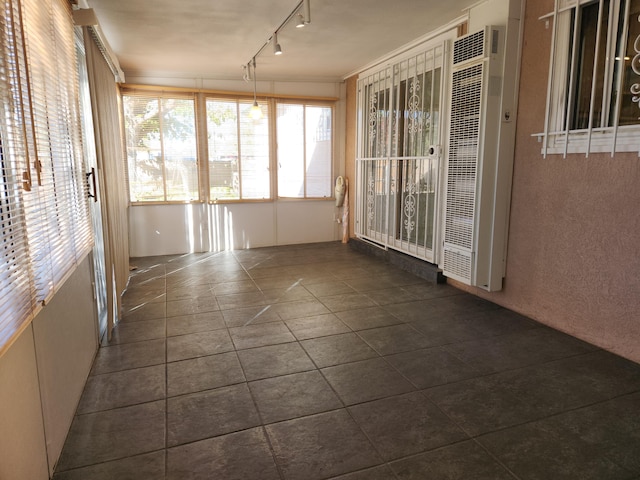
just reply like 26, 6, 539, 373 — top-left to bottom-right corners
295, 14, 305, 28
273, 33, 282, 55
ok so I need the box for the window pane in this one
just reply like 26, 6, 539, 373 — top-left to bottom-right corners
277, 104, 304, 197
305, 106, 332, 197
124, 96, 164, 202
572, 0, 609, 129
618, 0, 640, 125
161, 98, 198, 201
207, 100, 239, 200
124, 95, 198, 202
239, 101, 270, 199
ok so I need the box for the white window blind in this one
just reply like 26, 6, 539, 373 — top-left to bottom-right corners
0, 0, 93, 354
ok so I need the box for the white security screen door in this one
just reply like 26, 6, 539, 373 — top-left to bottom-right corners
356, 43, 445, 262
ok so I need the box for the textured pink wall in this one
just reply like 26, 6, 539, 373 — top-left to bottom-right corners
457, 0, 640, 363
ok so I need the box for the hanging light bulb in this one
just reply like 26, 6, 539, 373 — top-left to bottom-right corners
249, 58, 263, 120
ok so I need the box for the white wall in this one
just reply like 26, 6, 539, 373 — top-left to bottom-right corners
130, 199, 341, 257
0, 257, 98, 479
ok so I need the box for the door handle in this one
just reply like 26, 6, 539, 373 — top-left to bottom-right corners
86, 167, 98, 202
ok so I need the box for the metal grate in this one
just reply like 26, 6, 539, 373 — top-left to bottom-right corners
444, 63, 483, 252
443, 248, 472, 282
452, 30, 485, 65
444, 27, 485, 284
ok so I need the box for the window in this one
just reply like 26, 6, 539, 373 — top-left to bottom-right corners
123, 94, 199, 202
206, 98, 270, 201
277, 103, 333, 198
541, 0, 640, 155
0, 0, 92, 353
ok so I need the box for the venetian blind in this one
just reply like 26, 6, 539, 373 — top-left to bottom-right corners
0, 0, 93, 354
0, 0, 36, 351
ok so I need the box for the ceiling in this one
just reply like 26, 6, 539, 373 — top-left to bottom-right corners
85, 0, 478, 83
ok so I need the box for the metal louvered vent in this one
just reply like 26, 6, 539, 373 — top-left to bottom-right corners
443, 44, 485, 283
452, 30, 485, 65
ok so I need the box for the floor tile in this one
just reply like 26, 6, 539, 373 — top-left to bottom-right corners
56, 401, 165, 471
265, 409, 382, 480
319, 292, 377, 312
444, 327, 599, 374
167, 296, 220, 317
166, 311, 226, 336
229, 321, 296, 349
328, 464, 398, 480
385, 347, 481, 389
389, 440, 517, 479
237, 342, 315, 381
336, 306, 403, 331
349, 392, 467, 461
300, 333, 379, 368
272, 298, 331, 320
78, 365, 165, 414
221, 304, 282, 327
167, 427, 280, 480
216, 291, 268, 310
167, 383, 260, 446
121, 302, 166, 322
110, 318, 166, 345
166, 284, 214, 301
90, 339, 166, 375
167, 329, 234, 362
52, 451, 165, 480
357, 324, 430, 355
285, 313, 351, 340
167, 351, 245, 397
212, 280, 260, 295
305, 281, 357, 297
478, 410, 637, 480
250, 370, 343, 423
263, 285, 315, 303
424, 371, 559, 436
322, 357, 415, 405
366, 287, 419, 306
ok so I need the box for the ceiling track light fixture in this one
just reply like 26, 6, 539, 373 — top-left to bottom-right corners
242, 0, 311, 72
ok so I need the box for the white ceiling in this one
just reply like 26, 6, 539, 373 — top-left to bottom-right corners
85, 0, 478, 83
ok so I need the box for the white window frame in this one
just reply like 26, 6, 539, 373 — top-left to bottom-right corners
276, 100, 334, 200
537, 0, 640, 157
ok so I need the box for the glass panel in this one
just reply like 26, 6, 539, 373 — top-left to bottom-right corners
239, 101, 270, 199
305, 106, 332, 197
124, 97, 164, 202
617, 0, 640, 125
207, 100, 240, 200
161, 98, 198, 201
277, 103, 304, 197
571, 0, 610, 129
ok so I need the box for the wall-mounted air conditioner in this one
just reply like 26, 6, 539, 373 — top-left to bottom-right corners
441, 25, 517, 292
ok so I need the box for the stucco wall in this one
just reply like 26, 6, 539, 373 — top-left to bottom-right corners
454, 0, 640, 363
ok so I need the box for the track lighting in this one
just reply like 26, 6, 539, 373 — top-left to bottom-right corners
273, 33, 282, 55
295, 14, 305, 28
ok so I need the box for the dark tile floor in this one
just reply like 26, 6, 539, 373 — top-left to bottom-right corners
53, 242, 640, 480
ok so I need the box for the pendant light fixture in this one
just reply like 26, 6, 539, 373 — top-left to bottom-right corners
273, 33, 282, 55
249, 58, 263, 120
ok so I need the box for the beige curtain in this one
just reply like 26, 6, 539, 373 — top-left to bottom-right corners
84, 29, 129, 340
